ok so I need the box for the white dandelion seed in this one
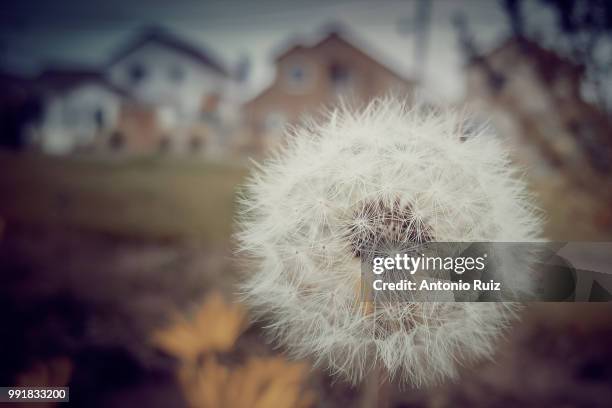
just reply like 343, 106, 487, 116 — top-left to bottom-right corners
236, 97, 542, 387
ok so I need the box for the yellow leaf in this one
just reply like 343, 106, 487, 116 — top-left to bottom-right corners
153, 292, 246, 361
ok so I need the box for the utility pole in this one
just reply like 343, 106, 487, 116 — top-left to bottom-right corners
413, 0, 432, 82
398, 0, 432, 82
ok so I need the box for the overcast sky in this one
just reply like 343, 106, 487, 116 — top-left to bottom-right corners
0, 0, 532, 102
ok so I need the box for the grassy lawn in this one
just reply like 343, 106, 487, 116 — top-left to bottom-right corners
0, 151, 249, 243
1, 149, 609, 244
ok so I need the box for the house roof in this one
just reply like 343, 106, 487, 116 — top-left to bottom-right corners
468, 36, 584, 83
0, 70, 34, 89
244, 24, 416, 106
36, 68, 130, 96
272, 24, 414, 84
0, 70, 27, 81
107, 26, 229, 76
0, 70, 38, 105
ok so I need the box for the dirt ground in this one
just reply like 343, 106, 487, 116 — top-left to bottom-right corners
2, 223, 612, 407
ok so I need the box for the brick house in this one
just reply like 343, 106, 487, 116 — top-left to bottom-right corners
464, 36, 612, 235
242, 28, 417, 152
464, 37, 611, 175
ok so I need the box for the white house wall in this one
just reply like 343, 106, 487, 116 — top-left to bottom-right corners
39, 84, 120, 154
107, 42, 229, 123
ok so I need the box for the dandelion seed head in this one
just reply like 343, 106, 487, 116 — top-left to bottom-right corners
236, 97, 541, 386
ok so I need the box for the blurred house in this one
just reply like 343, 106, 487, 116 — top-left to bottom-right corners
104, 27, 236, 155
30, 70, 125, 154
465, 37, 612, 178
465, 37, 612, 236
242, 28, 417, 152
28, 27, 238, 156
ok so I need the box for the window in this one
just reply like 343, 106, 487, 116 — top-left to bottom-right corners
284, 59, 312, 93
289, 66, 306, 83
329, 62, 351, 88
94, 108, 105, 130
128, 63, 147, 84
159, 136, 171, 152
109, 131, 124, 151
189, 136, 203, 152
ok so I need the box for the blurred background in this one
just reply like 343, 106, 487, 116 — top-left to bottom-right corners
1, 0, 612, 407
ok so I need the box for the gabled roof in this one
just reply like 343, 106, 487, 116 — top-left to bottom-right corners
272, 24, 414, 84
0, 70, 37, 104
107, 26, 229, 76
36, 68, 130, 96
244, 24, 416, 105
468, 36, 584, 83
0, 70, 34, 89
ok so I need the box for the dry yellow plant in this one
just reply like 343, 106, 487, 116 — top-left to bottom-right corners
153, 291, 315, 407
153, 292, 246, 362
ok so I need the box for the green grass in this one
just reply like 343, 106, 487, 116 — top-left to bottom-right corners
0, 151, 249, 243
